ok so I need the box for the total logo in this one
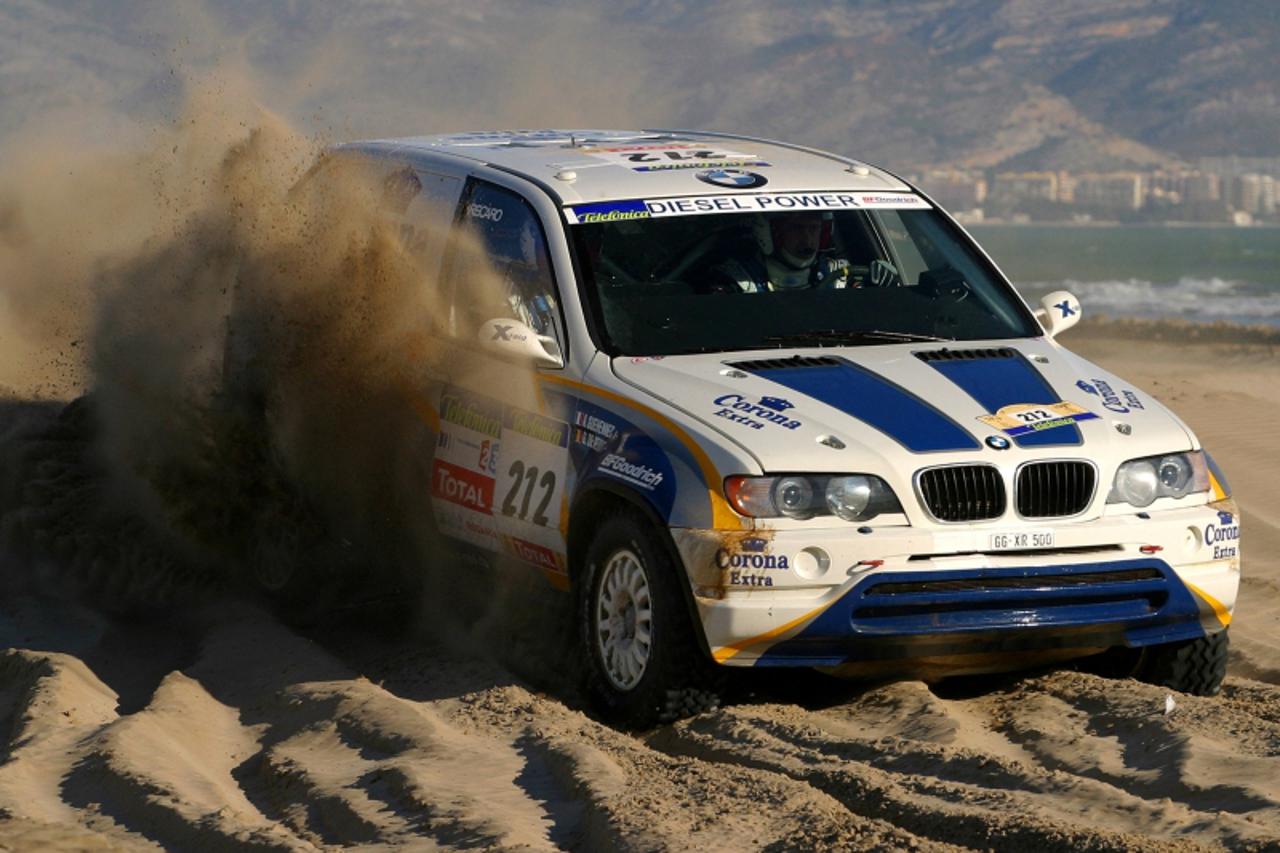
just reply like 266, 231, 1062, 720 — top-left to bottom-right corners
507, 537, 564, 573
696, 169, 768, 189
431, 460, 494, 514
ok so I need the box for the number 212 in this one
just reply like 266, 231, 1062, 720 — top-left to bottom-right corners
501, 460, 555, 526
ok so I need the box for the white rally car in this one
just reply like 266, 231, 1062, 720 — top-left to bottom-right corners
320, 130, 1240, 727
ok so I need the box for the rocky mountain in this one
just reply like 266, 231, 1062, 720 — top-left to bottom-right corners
1, 0, 1276, 173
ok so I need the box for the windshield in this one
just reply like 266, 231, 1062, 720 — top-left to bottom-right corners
570, 198, 1041, 356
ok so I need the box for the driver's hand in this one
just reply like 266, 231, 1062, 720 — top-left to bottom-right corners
815, 257, 852, 289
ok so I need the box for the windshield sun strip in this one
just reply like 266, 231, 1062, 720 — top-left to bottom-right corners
564, 191, 932, 224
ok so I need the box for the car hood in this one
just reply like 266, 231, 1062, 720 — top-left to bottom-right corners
610, 340, 1196, 475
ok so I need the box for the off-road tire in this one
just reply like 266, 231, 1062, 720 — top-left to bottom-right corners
1136, 629, 1229, 696
578, 510, 721, 729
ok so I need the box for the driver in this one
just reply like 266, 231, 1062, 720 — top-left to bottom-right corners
705, 211, 852, 293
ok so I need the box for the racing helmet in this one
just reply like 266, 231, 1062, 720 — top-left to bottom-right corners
752, 211, 833, 269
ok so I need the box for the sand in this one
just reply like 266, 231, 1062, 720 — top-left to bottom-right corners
1, 322, 1279, 852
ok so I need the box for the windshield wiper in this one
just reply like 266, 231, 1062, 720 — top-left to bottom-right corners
761, 329, 954, 346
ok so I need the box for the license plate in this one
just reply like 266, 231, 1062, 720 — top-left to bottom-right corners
989, 530, 1055, 550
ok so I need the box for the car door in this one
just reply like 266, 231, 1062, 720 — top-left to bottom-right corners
428, 177, 573, 585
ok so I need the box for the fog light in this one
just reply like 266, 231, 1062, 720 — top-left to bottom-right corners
793, 547, 830, 580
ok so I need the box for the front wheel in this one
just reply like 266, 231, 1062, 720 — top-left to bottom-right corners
578, 510, 721, 729
1135, 629, 1229, 696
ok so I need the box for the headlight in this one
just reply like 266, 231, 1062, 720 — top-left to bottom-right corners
1156, 455, 1194, 498
1107, 451, 1208, 508
825, 476, 873, 521
726, 474, 902, 521
773, 476, 815, 519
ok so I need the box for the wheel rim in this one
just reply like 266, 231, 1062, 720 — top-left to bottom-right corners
594, 547, 653, 691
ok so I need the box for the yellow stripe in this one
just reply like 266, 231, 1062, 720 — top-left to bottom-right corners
541, 568, 571, 591
539, 374, 746, 530
712, 601, 831, 663
1186, 581, 1232, 628
558, 491, 571, 539
405, 391, 440, 432
1208, 471, 1227, 501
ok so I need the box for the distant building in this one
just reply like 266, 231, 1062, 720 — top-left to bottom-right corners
1147, 171, 1183, 205
1229, 174, 1276, 215
1073, 172, 1144, 211
1182, 172, 1221, 204
917, 169, 987, 212
1199, 156, 1280, 179
907, 157, 1274, 223
992, 171, 1059, 204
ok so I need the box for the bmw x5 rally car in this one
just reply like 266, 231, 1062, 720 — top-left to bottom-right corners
292, 130, 1241, 727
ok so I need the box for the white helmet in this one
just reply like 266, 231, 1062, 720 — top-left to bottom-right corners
753, 211, 831, 270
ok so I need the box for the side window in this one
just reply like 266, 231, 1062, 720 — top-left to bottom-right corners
445, 181, 563, 350
379, 167, 463, 281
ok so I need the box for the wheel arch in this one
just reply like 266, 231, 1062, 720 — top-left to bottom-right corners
567, 483, 714, 660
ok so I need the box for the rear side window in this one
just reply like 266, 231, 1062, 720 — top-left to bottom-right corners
445, 180, 564, 352
379, 166, 463, 280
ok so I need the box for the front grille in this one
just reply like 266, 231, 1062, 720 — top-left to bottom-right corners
1016, 461, 1096, 518
846, 563, 1174, 631
865, 568, 1161, 596
917, 465, 1005, 522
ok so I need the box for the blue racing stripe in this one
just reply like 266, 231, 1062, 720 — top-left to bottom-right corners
927, 353, 1083, 447
748, 360, 979, 453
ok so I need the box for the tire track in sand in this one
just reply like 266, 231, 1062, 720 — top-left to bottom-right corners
646, 674, 1280, 851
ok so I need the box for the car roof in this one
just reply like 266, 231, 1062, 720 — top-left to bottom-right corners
338, 129, 912, 205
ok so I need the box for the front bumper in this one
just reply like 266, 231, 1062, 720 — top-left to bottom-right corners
674, 502, 1240, 669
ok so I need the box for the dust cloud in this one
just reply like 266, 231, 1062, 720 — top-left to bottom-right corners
0, 65, 537, 624
0, 0, 673, 671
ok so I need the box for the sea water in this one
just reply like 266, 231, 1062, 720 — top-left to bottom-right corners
970, 224, 1280, 328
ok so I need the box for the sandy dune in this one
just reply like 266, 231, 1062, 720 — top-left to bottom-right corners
1, 323, 1279, 851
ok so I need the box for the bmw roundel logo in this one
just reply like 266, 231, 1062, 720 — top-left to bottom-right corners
696, 168, 768, 189
985, 435, 1011, 450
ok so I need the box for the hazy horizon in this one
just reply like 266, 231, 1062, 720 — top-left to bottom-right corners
3, 0, 1278, 175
